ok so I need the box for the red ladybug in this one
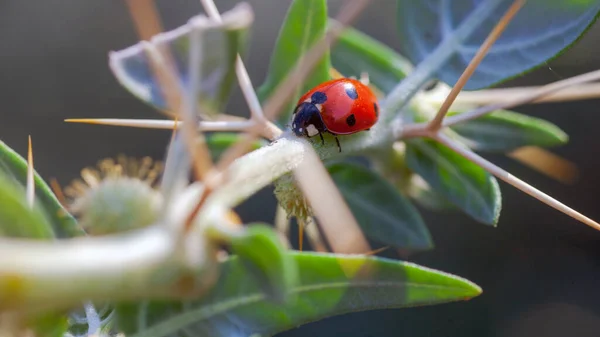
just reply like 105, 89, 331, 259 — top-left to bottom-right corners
291, 78, 379, 152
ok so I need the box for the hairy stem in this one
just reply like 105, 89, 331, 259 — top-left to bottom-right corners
0, 227, 177, 312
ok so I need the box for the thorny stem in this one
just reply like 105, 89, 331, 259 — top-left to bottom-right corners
427, 0, 525, 130
433, 133, 600, 231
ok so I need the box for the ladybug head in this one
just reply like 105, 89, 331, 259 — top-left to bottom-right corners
291, 102, 327, 138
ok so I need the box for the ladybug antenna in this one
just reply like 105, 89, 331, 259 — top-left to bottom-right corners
335, 137, 341, 152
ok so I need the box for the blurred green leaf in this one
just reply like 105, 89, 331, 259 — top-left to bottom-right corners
257, 0, 331, 126
116, 252, 482, 337
327, 162, 432, 250
407, 175, 455, 211
0, 140, 82, 237
330, 20, 413, 93
229, 223, 298, 304
29, 312, 69, 337
0, 171, 55, 239
397, 0, 600, 89
205, 132, 267, 162
405, 139, 501, 225
449, 110, 568, 152
109, 3, 253, 115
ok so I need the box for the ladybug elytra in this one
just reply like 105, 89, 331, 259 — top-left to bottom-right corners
291, 78, 379, 152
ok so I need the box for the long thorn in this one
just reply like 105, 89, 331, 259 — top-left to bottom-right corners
455, 82, 600, 105
293, 144, 370, 254
64, 118, 253, 133
428, 0, 525, 130
26, 136, 34, 208
444, 69, 600, 127
434, 132, 600, 231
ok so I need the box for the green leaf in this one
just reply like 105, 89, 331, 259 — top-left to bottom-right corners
327, 162, 432, 250
0, 140, 82, 237
397, 0, 600, 89
109, 3, 253, 115
330, 21, 413, 93
0, 171, 55, 239
115, 252, 482, 337
405, 139, 501, 225
406, 175, 456, 211
449, 110, 568, 152
28, 312, 69, 337
257, 0, 331, 126
205, 133, 267, 162
229, 223, 298, 304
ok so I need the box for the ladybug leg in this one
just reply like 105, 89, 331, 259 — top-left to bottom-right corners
335, 137, 341, 152
319, 132, 324, 145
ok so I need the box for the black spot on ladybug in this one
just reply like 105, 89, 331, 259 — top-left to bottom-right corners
346, 114, 356, 127
311, 91, 327, 104
344, 83, 358, 100
373, 103, 379, 117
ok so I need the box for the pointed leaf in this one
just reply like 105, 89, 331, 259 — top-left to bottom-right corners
115, 252, 482, 337
405, 139, 501, 225
205, 133, 267, 162
109, 3, 253, 115
0, 170, 55, 239
0, 140, 82, 237
450, 110, 568, 152
330, 21, 413, 93
397, 0, 600, 89
229, 223, 298, 304
257, 0, 331, 126
327, 162, 432, 250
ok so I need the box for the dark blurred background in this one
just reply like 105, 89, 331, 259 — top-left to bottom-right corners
1, 1, 600, 336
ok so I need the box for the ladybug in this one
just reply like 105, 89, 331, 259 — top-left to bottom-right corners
291, 78, 379, 152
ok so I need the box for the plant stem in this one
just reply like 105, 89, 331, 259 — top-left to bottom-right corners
0, 227, 177, 312
433, 132, 600, 231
